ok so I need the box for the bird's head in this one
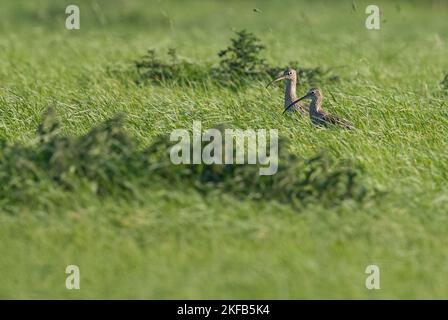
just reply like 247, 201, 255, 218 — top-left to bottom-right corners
293, 87, 322, 103
266, 68, 297, 88
306, 87, 322, 99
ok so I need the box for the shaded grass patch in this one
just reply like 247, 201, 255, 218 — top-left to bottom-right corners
0, 109, 370, 212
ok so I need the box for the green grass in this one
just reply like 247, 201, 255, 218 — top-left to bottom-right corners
1, 0, 448, 299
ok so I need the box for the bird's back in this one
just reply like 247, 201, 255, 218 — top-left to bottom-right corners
311, 110, 353, 130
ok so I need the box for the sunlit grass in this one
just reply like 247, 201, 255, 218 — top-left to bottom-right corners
0, 0, 447, 298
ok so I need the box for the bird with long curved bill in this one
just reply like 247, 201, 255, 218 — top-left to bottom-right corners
284, 88, 353, 130
266, 68, 309, 114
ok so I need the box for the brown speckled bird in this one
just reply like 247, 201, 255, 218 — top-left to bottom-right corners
284, 88, 353, 129
266, 68, 309, 114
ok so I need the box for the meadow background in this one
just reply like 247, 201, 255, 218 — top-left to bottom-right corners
0, 0, 447, 298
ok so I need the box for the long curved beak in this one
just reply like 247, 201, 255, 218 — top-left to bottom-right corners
283, 93, 311, 114
266, 75, 286, 88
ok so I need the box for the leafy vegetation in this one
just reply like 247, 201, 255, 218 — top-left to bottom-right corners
211, 29, 270, 87
0, 109, 368, 212
441, 73, 448, 91
135, 29, 339, 88
135, 48, 209, 86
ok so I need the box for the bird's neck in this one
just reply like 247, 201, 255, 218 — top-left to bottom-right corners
284, 79, 297, 108
309, 96, 323, 114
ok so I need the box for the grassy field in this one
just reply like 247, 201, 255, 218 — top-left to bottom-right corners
0, 0, 448, 299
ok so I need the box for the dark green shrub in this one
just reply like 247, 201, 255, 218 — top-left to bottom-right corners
211, 29, 270, 87
441, 73, 448, 91
0, 109, 369, 211
153, 130, 366, 207
134, 30, 340, 89
135, 48, 209, 86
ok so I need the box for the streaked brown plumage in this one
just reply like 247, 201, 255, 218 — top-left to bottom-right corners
266, 68, 309, 114
284, 88, 353, 130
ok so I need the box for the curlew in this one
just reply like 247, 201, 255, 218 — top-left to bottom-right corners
266, 68, 309, 114
284, 88, 353, 129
